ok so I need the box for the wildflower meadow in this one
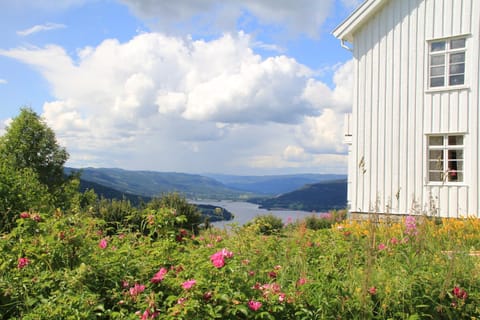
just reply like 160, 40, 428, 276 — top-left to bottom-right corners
1, 208, 480, 319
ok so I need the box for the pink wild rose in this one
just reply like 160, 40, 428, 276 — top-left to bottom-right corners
452, 286, 468, 300
17, 257, 30, 269
182, 279, 196, 290
99, 238, 108, 249
248, 300, 262, 311
19, 212, 30, 219
129, 283, 146, 296
378, 243, 387, 251
151, 267, 168, 283
210, 248, 233, 268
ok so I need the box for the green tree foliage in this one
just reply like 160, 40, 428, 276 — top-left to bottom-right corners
0, 108, 74, 231
0, 162, 52, 231
147, 193, 202, 234
0, 108, 69, 194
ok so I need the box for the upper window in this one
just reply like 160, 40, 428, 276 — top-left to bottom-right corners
429, 37, 466, 88
427, 135, 464, 183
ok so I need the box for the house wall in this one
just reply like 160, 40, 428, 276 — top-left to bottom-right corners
349, 0, 480, 217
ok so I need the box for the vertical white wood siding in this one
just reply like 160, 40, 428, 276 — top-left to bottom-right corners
350, 0, 479, 217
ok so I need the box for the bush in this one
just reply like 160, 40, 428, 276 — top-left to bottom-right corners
2, 209, 480, 319
147, 193, 202, 234
303, 210, 348, 230
245, 213, 284, 235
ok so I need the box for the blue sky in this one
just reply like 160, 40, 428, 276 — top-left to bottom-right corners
0, 0, 361, 175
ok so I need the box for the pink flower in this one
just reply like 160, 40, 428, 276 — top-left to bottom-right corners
390, 237, 399, 245
278, 293, 286, 302
378, 243, 387, 251
368, 286, 377, 295
140, 309, 159, 320
210, 248, 233, 268
182, 279, 196, 290
151, 267, 168, 283
297, 278, 307, 286
20, 212, 30, 219
248, 300, 262, 311
221, 248, 234, 258
31, 214, 41, 222
203, 291, 213, 301
177, 297, 187, 305
129, 283, 146, 296
99, 238, 108, 249
405, 216, 417, 235
452, 286, 468, 300
211, 257, 225, 268
17, 257, 30, 269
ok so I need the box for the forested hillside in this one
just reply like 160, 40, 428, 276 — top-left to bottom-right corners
249, 179, 347, 212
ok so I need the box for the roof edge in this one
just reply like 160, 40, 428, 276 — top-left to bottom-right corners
332, 0, 389, 42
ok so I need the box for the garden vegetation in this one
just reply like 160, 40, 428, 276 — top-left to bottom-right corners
1, 109, 480, 319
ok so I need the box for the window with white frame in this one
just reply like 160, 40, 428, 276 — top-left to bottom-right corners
429, 37, 466, 88
428, 135, 464, 183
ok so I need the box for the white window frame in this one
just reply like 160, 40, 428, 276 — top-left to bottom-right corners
428, 36, 466, 89
427, 134, 464, 184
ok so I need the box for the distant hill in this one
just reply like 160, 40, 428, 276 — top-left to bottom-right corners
66, 167, 347, 212
249, 179, 347, 212
75, 175, 233, 222
78, 179, 151, 206
204, 173, 346, 195
65, 167, 253, 200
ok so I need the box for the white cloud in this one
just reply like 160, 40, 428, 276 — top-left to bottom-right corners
0, 118, 12, 136
17, 23, 66, 36
0, 32, 353, 173
119, 0, 334, 37
0, 79, 7, 84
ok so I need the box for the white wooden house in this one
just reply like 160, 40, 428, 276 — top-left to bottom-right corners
333, 0, 480, 217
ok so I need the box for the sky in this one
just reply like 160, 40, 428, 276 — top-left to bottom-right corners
0, 0, 362, 175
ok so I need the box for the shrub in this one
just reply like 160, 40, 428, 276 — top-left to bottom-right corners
245, 213, 284, 235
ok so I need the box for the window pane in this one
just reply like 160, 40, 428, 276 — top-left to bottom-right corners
448, 135, 463, 145
449, 149, 463, 160
431, 41, 446, 52
449, 74, 464, 85
450, 52, 465, 63
449, 63, 465, 75
451, 38, 466, 49
430, 77, 445, 87
448, 169, 463, 182
456, 172, 464, 182
431, 66, 445, 76
429, 172, 442, 182
449, 160, 463, 171
431, 55, 445, 66
429, 136, 443, 146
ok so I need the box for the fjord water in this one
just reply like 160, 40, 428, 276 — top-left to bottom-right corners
191, 200, 316, 228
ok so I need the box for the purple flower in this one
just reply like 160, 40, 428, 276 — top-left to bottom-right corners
405, 216, 417, 235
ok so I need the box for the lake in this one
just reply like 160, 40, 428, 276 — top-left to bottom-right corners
190, 200, 319, 229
